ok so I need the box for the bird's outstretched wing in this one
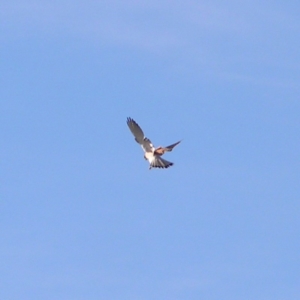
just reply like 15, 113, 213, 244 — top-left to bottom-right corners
127, 117, 144, 144
127, 117, 154, 153
154, 140, 181, 155
164, 140, 181, 151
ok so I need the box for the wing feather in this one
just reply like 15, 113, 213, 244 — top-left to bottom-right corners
126, 117, 144, 144
164, 140, 181, 151
141, 137, 154, 153
127, 117, 154, 153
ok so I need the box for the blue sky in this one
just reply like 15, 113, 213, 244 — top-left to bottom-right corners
1, 1, 300, 299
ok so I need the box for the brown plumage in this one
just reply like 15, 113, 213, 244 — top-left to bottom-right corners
154, 141, 181, 156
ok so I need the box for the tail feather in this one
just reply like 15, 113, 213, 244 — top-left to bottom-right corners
150, 156, 173, 169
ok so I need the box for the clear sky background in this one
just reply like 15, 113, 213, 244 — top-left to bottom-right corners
1, 1, 300, 299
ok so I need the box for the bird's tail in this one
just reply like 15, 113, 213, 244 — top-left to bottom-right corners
150, 157, 174, 169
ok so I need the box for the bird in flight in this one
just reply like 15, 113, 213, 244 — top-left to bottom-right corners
126, 117, 181, 169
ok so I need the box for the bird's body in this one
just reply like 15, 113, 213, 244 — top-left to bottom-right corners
126, 117, 181, 169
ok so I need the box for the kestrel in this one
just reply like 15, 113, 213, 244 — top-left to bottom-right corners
126, 117, 181, 169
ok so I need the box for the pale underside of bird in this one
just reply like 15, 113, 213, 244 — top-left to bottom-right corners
126, 117, 181, 169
